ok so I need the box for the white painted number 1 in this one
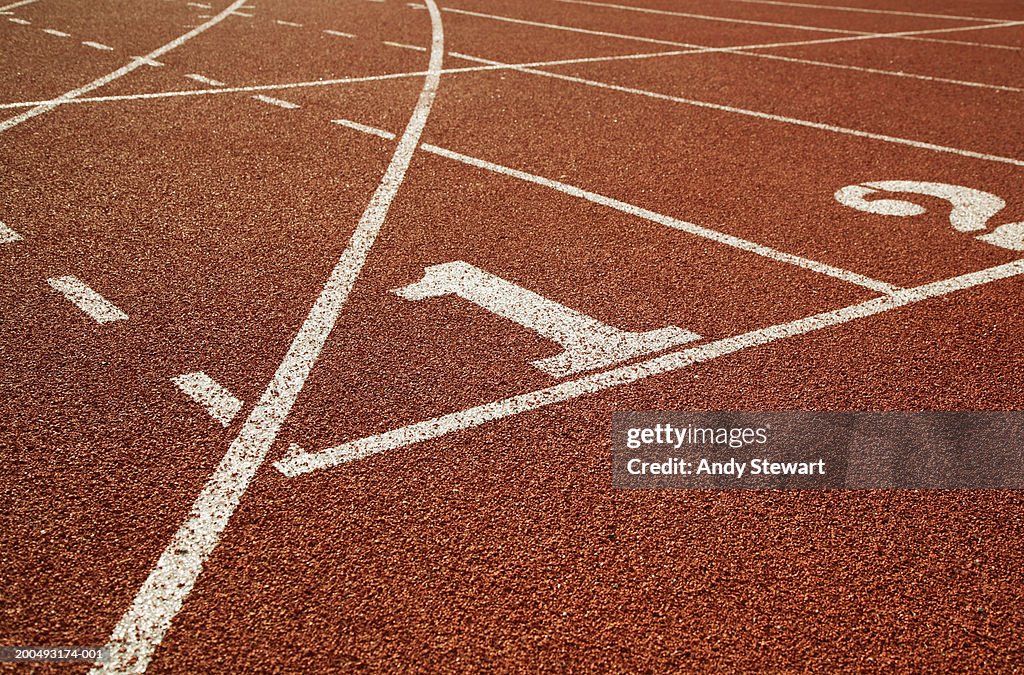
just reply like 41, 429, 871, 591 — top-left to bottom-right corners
393, 261, 700, 378
834, 180, 1024, 251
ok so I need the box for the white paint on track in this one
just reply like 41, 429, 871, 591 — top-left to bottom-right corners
184, 73, 225, 86
452, 52, 1024, 168
94, 0, 446, 671
252, 94, 299, 108
277, 258, 1024, 476
0, 221, 22, 243
42, 28, 70, 37
717, 0, 1017, 23
47, 276, 128, 324
323, 29, 355, 37
383, 40, 427, 51
274, 19, 301, 27
82, 41, 114, 50
171, 372, 244, 427
332, 118, 396, 139
0, 0, 247, 135
8, 16, 29, 24
5, 20, 1023, 111
0, 0, 40, 10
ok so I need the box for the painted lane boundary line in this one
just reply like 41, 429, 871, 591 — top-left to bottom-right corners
0, 0, 40, 10
444, 6, 1024, 52
4, 15, 1022, 113
8, 14, 1021, 113
452, 52, 1024, 168
719, 0, 1020, 23
184, 73, 225, 86
277, 258, 1024, 476
47, 276, 128, 324
553, 0, 1023, 43
327, 118, 895, 293
171, 372, 244, 426
0, 221, 22, 243
0, 0, 247, 135
94, 0, 445, 671
82, 40, 115, 51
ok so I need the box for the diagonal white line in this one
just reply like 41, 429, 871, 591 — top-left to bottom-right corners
692, 0, 1017, 24
0, 0, 40, 10
171, 372, 244, 427
0, 221, 22, 243
47, 276, 128, 324
452, 52, 1024, 168
276, 259, 1024, 476
94, 1, 446, 672
0, 0, 247, 134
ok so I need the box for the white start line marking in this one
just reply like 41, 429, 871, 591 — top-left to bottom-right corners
0, 221, 22, 243
252, 94, 299, 109
171, 372, 244, 426
46, 276, 128, 324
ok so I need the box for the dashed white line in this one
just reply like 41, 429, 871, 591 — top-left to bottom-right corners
720, 0, 1016, 23
97, 0, 445, 670
82, 40, 114, 50
8, 16, 30, 24
46, 276, 128, 324
171, 372, 244, 427
0, 221, 22, 243
229, 10, 253, 16
323, 29, 355, 38
331, 118, 396, 139
383, 40, 426, 51
0, 0, 247, 135
274, 19, 301, 27
252, 94, 299, 108
187, 2, 212, 8
132, 56, 165, 66
276, 258, 1024, 476
0, 0, 41, 11
42, 28, 70, 37
184, 72, 225, 86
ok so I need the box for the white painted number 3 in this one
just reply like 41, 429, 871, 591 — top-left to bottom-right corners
393, 261, 700, 378
834, 180, 1024, 251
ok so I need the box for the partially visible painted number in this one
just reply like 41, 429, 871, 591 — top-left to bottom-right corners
834, 180, 1023, 251
393, 261, 700, 378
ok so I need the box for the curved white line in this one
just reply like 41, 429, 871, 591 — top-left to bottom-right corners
0, 0, 247, 134
93, 0, 445, 672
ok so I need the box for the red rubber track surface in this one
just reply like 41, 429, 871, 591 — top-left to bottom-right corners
2, 0, 1023, 671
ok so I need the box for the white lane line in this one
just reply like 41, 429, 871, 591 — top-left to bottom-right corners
0, 0, 247, 135
274, 19, 301, 26
277, 258, 1024, 476
96, 1, 445, 671
252, 94, 299, 108
5, 19, 1019, 111
332, 118, 396, 139
729, 50, 1024, 94
323, 28, 355, 37
187, 2, 212, 7
421, 143, 899, 293
171, 372, 244, 427
0, 221, 22, 243
47, 276, 128, 324
8, 16, 30, 24
131, 56, 165, 66
230, 10, 253, 16
452, 52, 1024, 168
331, 115, 896, 293
550, 0, 1023, 51
0, 0, 40, 10
720, 0, 1018, 23
184, 72, 225, 86
383, 40, 426, 51
42, 28, 70, 37
82, 41, 114, 50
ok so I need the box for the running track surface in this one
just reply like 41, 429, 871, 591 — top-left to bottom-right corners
2, 0, 1024, 671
